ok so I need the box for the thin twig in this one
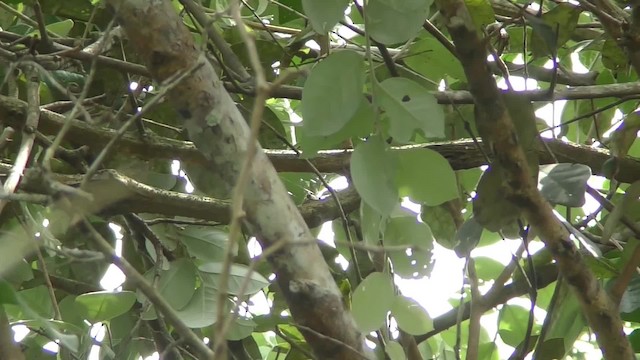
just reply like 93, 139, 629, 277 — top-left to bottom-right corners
0, 63, 40, 216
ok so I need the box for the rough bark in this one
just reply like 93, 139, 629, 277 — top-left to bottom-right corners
105, 1, 365, 358
435, 1, 632, 358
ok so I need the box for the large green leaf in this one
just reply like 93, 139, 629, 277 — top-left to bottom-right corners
366, 0, 432, 45
302, 0, 349, 33
395, 148, 458, 206
420, 204, 457, 249
498, 304, 531, 347
301, 51, 365, 136
140, 259, 197, 320
405, 37, 465, 82
528, 3, 582, 57
174, 285, 218, 328
75, 291, 137, 323
351, 135, 398, 216
198, 262, 270, 296
383, 215, 434, 278
351, 272, 395, 332
539, 163, 591, 207
297, 98, 374, 157
378, 77, 445, 141
391, 295, 433, 335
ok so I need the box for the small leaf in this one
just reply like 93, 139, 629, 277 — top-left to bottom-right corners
351, 135, 398, 216
396, 148, 458, 206
378, 77, 445, 141
302, 0, 350, 33
302, 51, 364, 136
610, 111, 640, 158
420, 205, 457, 249
391, 295, 433, 335
75, 291, 136, 323
367, 0, 432, 45
198, 262, 270, 296
539, 163, 592, 207
454, 217, 484, 258
351, 272, 395, 332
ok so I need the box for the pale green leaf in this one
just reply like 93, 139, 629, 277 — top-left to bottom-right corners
352, 272, 395, 332
198, 262, 270, 296
301, 51, 364, 136
395, 148, 457, 206
391, 295, 433, 335
378, 77, 445, 141
302, 0, 350, 33
351, 135, 398, 216
76, 291, 137, 323
367, 0, 432, 45
384, 215, 434, 278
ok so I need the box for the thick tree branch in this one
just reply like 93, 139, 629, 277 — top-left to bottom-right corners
3, 95, 640, 183
1, 165, 360, 228
104, 1, 365, 358
435, 1, 632, 358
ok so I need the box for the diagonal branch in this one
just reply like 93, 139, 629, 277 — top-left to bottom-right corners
435, 1, 632, 358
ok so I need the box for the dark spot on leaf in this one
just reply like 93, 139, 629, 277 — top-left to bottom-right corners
402, 95, 411, 102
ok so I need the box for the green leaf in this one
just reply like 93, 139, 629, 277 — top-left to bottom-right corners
385, 341, 406, 360
539, 163, 591, 207
301, 51, 364, 136
351, 135, 398, 216
0, 280, 17, 305
378, 77, 445, 141
528, 3, 582, 57
384, 215, 434, 278
405, 37, 466, 82
225, 316, 257, 340
75, 291, 136, 323
473, 165, 521, 233
198, 262, 270, 296
465, 0, 495, 31
454, 217, 484, 257
420, 205, 457, 249
628, 328, 640, 352
179, 226, 232, 262
610, 112, 640, 158
391, 295, 433, 335
498, 304, 531, 347
351, 272, 395, 332
141, 259, 197, 320
297, 98, 374, 157
478, 342, 500, 360
395, 148, 458, 206
473, 256, 505, 281
302, 0, 349, 33
175, 286, 218, 328
366, 0, 432, 45
602, 37, 628, 72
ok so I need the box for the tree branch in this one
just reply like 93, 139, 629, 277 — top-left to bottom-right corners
435, 1, 632, 358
